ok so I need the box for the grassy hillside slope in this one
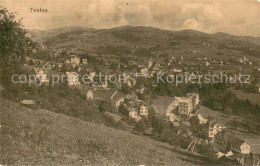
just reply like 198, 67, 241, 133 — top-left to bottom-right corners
0, 98, 215, 165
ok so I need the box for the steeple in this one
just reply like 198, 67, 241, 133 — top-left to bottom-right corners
148, 57, 153, 69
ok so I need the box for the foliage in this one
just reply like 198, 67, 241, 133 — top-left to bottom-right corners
120, 84, 131, 94
28, 60, 34, 66
118, 104, 128, 116
196, 143, 214, 159
134, 120, 146, 135
98, 100, 115, 113
0, 7, 35, 86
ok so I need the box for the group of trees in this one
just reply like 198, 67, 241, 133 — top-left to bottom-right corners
96, 46, 131, 56
0, 7, 36, 86
132, 115, 192, 149
98, 100, 116, 113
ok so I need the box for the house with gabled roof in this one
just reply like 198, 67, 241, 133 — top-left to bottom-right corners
128, 106, 142, 121
66, 72, 80, 86
81, 89, 94, 100
33, 67, 49, 83
139, 105, 148, 117
82, 58, 88, 65
151, 103, 167, 116
227, 135, 251, 154
215, 130, 252, 155
111, 92, 125, 108
70, 55, 80, 67
201, 120, 226, 142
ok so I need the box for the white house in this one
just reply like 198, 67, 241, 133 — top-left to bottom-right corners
86, 90, 93, 100
126, 77, 136, 88
115, 97, 124, 107
140, 68, 148, 74
257, 84, 260, 93
227, 136, 251, 154
187, 93, 200, 107
111, 92, 125, 107
239, 142, 251, 154
129, 110, 138, 117
66, 72, 80, 86
82, 58, 88, 65
166, 112, 180, 122
70, 55, 80, 67
197, 114, 208, 124
81, 89, 94, 100
140, 105, 148, 117
34, 68, 49, 83
93, 82, 108, 90
89, 72, 96, 81
178, 101, 192, 117
148, 58, 153, 69
170, 68, 182, 73
129, 110, 142, 121
153, 63, 161, 71
202, 121, 226, 142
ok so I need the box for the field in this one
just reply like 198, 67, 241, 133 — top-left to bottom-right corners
0, 98, 216, 165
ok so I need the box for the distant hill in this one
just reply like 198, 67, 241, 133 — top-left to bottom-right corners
28, 26, 260, 45
212, 32, 260, 45
27, 26, 260, 59
27, 26, 93, 43
0, 98, 215, 165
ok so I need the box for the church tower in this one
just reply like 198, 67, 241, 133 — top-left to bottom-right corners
148, 57, 153, 69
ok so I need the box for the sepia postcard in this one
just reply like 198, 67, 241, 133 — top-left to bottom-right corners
0, 0, 260, 165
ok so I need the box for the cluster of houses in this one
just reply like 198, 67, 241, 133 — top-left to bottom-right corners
31, 54, 141, 89
136, 55, 256, 81
189, 112, 260, 165
24, 49, 260, 165
151, 93, 200, 123
110, 91, 149, 121
215, 131, 260, 165
238, 56, 253, 65
68, 55, 88, 68
127, 104, 149, 121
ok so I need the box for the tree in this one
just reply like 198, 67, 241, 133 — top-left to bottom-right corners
118, 104, 128, 116
28, 60, 34, 66
121, 84, 130, 94
98, 100, 115, 113
0, 7, 35, 86
134, 120, 146, 135
150, 116, 165, 136
60, 64, 67, 72
196, 143, 214, 159
223, 107, 233, 115
137, 92, 145, 100
98, 101, 106, 113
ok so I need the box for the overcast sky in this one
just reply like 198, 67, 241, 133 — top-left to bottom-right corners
1, 0, 260, 37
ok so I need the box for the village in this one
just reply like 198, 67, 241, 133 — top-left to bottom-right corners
1, 1, 260, 164
17, 46, 260, 165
